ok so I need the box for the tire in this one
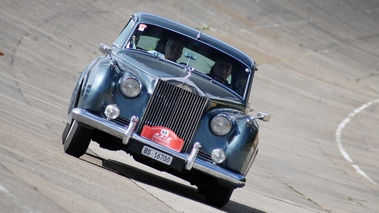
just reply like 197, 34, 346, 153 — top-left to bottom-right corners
62, 122, 71, 144
64, 120, 93, 157
204, 182, 233, 208
63, 80, 82, 145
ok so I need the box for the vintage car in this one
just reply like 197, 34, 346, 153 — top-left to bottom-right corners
62, 12, 270, 207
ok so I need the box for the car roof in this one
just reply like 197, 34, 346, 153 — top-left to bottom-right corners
132, 12, 256, 68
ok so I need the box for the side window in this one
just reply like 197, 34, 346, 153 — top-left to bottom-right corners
231, 67, 250, 97
135, 36, 159, 51
125, 24, 165, 51
113, 19, 135, 48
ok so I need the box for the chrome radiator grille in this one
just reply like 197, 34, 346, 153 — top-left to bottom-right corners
138, 79, 208, 151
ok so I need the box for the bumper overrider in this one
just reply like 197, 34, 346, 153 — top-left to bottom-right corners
71, 108, 246, 187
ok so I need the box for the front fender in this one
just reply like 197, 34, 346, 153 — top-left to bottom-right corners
67, 56, 103, 118
225, 117, 259, 175
79, 57, 121, 113
193, 109, 259, 175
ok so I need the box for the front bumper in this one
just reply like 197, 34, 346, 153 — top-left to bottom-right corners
71, 108, 246, 187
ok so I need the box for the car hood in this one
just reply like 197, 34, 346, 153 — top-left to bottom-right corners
114, 50, 246, 107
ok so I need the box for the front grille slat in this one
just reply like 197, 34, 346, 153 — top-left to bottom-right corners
114, 117, 130, 126
138, 80, 208, 152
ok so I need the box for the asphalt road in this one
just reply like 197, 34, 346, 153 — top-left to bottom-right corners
1, 0, 378, 212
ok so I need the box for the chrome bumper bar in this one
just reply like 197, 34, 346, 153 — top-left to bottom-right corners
71, 108, 246, 187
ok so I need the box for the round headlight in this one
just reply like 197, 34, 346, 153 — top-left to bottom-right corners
211, 148, 226, 164
120, 77, 141, 98
104, 104, 120, 120
210, 114, 232, 136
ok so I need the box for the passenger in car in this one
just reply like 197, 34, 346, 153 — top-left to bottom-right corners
208, 59, 233, 87
164, 38, 184, 62
148, 39, 167, 58
155, 39, 167, 54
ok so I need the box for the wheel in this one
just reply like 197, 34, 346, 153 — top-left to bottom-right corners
204, 182, 233, 208
63, 120, 93, 157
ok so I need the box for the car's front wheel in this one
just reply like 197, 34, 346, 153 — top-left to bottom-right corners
63, 120, 93, 157
204, 181, 234, 208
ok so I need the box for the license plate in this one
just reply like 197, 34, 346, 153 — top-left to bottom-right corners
141, 146, 173, 165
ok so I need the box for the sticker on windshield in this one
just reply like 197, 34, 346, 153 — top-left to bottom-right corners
138, 24, 147, 31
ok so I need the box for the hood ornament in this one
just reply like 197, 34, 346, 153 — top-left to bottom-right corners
184, 66, 194, 79
183, 52, 197, 79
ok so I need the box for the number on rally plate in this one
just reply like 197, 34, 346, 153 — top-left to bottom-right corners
141, 146, 173, 165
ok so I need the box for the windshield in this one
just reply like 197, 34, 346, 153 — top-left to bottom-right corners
123, 23, 251, 98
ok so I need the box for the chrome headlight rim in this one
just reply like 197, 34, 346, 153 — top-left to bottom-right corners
210, 114, 233, 136
119, 76, 142, 98
211, 148, 226, 164
104, 104, 120, 120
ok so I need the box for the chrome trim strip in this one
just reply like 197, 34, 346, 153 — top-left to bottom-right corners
192, 160, 246, 187
71, 108, 245, 186
72, 108, 126, 138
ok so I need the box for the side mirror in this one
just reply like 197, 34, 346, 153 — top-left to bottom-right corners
99, 43, 112, 55
99, 43, 117, 68
256, 112, 271, 122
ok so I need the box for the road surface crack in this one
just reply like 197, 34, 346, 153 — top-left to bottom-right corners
285, 182, 330, 212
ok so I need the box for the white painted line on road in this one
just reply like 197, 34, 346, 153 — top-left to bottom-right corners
335, 98, 379, 184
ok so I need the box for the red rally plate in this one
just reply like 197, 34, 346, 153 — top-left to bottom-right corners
141, 125, 184, 152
